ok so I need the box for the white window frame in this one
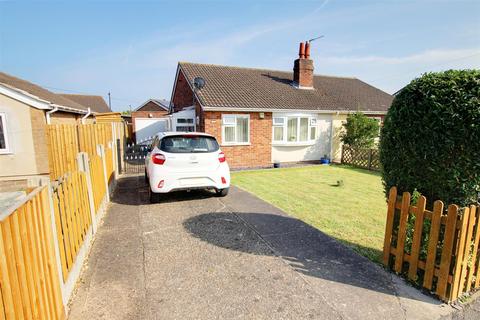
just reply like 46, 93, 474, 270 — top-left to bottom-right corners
0, 112, 10, 154
175, 117, 195, 132
221, 114, 250, 145
272, 115, 317, 145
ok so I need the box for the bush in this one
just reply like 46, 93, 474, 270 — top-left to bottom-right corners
341, 112, 380, 148
380, 70, 480, 207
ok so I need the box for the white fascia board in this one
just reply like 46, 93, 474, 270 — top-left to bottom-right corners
202, 106, 387, 115
0, 83, 51, 109
0, 83, 88, 114
51, 104, 88, 114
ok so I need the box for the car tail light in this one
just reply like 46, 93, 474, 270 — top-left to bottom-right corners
218, 152, 226, 163
152, 153, 166, 165
221, 177, 227, 184
157, 180, 164, 188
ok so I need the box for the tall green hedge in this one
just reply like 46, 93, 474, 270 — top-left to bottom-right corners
380, 70, 480, 207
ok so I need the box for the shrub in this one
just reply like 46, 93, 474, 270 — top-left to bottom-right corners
380, 70, 480, 207
341, 112, 380, 148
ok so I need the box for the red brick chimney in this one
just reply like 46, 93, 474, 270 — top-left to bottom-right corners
293, 41, 314, 89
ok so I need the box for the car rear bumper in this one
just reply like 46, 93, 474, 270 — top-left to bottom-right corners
149, 170, 230, 193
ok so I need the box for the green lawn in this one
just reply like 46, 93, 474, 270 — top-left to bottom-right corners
231, 165, 388, 263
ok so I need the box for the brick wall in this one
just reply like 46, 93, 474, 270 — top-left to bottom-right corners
30, 107, 50, 175
171, 70, 194, 113
0, 179, 28, 192
204, 111, 272, 169
50, 111, 81, 124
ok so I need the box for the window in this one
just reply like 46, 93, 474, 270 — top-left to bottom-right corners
310, 118, 317, 140
0, 113, 9, 154
160, 135, 219, 153
273, 115, 317, 144
175, 118, 195, 132
222, 114, 250, 144
273, 117, 285, 141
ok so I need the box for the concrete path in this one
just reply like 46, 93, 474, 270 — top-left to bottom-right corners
68, 175, 458, 320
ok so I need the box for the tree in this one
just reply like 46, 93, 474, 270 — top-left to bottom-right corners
340, 112, 380, 148
380, 70, 480, 207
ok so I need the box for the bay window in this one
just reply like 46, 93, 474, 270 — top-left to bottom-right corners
273, 115, 317, 144
222, 114, 250, 145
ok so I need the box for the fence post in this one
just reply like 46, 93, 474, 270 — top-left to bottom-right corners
77, 152, 98, 233
116, 138, 122, 174
97, 144, 110, 202
109, 141, 117, 181
44, 178, 69, 312
111, 123, 119, 179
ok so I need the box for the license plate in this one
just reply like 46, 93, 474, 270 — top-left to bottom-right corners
179, 178, 207, 186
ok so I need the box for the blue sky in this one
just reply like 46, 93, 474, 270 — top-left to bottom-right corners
0, 0, 479, 111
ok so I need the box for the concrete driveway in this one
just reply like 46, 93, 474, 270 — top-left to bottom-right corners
68, 176, 455, 320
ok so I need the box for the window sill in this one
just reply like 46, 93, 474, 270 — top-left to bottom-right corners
0, 150, 12, 155
221, 143, 251, 147
272, 141, 316, 147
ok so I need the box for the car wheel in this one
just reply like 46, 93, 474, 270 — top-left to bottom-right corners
149, 189, 161, 203
144, 168, 148, 183
216, 188, 229, 197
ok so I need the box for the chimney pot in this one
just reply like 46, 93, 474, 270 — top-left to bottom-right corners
298, 42, 305, 59
305, 42, 311, 59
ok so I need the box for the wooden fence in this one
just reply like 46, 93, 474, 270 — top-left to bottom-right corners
383, 187, 480, 302
105, 145, 114, 184
47, 123, 115, 180
89, 154, 107, 213
341, 146, 380, 171
1, 121, 121, 319
51, 171, 92, 282
0, 187, 65, 319
46, 125, 79, 180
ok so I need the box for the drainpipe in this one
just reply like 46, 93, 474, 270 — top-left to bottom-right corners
81, 108, 91, 124
45, 106, 58, 124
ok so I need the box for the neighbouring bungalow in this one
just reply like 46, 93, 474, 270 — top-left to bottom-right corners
0, 72, 111, 190
58, 93, 112, 113
169, 42, 393, 169
132, 98, 170, 143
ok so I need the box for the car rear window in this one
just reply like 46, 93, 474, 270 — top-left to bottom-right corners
160, 135, 219, 153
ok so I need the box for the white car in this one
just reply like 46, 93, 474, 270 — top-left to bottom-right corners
145, 132, 230, 203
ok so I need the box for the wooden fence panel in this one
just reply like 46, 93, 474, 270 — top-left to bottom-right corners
47, 125, 80, 180
0, 187, 65, 319
383, 187, 480, 302
51, 172, 92, 282
341, 146, 380, 171
89, 154, 107, 213
105, 146, 114, 184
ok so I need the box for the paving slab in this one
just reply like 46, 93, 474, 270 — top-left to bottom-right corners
68, 175, 461, 320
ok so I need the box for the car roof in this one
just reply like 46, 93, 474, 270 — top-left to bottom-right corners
157, 131, 215, 139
